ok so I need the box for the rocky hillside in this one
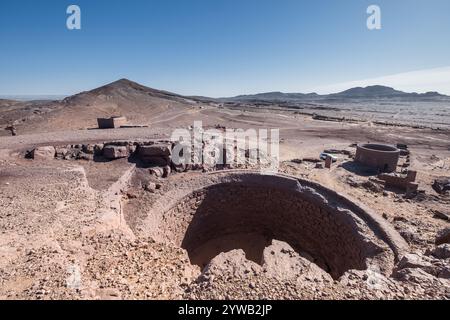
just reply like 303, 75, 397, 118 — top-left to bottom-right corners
0, 79, 203, 135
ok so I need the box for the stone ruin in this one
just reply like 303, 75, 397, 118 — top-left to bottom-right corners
141, 172, 408, 279
23, 141, 450, 297
27, 139, 269, 177
378, 170, 419, 195
97, 116, 128, 129
432, 177, 450, 195
355, 143, 400, 173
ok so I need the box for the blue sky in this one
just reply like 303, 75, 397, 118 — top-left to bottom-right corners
1, 0, 449, 97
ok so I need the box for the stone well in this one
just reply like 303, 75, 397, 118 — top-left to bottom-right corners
139, 171, 408, 279
355, 144, 400, 173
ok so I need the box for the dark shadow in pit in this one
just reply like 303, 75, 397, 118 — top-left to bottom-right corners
340, 161, 379, 177
187, 232, 272, 269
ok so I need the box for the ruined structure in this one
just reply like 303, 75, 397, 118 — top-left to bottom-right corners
355, 143, 400, 172
378, 170, 418, 194
137, 172, 408, 280
18, 138, 449, 300
97, 116, 128, 129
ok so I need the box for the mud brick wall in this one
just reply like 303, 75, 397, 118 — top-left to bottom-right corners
355, 144, 400, 173
159, 183, 384, 279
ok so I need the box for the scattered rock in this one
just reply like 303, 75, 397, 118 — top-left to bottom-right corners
436, 228, 450, 245
103, 146, 128, 159
432, 209, 450, 221
397, 254, 433, 271
432, 177, 450, 194
163, 165, 171, 178
55, 147, 69, 158
361, 180, 383, 193
430, 244, 450, 260
393, 268, 436, 284
32, 146, 56, 160
395, 223, 422, 245
139, 144, 171, 157
144, 182, 157, 192
172, 163, 187, 173
149, 167, 164, 178
82, 144, 95, 154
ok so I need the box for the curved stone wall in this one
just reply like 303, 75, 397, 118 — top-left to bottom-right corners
147, 172, 408, 279
355, 144, 400, 173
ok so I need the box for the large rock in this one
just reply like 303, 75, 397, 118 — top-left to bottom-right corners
139, 144, 171, 157
82, 144, 95, 154
55, 147, 69, 159
394, 222, 422, 245
262, 240, 332, 283
201, 249, 262, 280
103, 146, 128, 159
433, 209, 450, 221
163, 165, 171, 178
149, 167, 164, 178
436, 228, 450, 245
394, 268, 437, 284
431, 244, 450, 259
432, 177, 450, 194
32, 146, 55, 160
397, 253, 433, 270
396, 253, 439, 277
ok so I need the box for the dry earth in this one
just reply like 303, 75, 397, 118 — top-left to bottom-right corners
0, 80, 449, 300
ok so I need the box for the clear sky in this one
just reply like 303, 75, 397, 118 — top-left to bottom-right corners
1, 0, 450, 97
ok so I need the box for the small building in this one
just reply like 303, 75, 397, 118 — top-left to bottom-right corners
97, 116, 127, 129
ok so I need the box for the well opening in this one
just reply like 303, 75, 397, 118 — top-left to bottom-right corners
155, 174, 394, 279
359, 144, 399, 153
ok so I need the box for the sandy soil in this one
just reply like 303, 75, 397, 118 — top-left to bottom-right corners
0, 97, 449, 300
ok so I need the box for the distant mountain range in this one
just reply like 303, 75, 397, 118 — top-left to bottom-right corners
2, 79, 450, 135
218, 85, 449, 103
3, 83, 448, 104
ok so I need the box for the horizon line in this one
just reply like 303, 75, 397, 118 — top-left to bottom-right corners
2, 66, 450, 100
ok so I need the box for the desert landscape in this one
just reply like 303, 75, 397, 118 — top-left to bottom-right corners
0, 79, 449, 300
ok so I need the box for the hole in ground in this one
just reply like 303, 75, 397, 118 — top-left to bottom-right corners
158, 178, 389, 279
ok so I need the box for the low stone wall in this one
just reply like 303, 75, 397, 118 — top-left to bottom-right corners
33, 139, 265, 176
378, 171, 418, 193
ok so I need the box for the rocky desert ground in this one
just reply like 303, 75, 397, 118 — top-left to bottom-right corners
0, 79, 449, 300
